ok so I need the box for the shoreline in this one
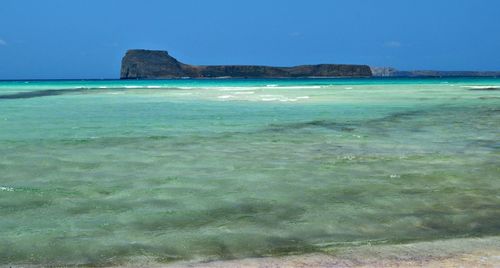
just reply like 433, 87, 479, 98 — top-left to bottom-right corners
122, 236, 500, 268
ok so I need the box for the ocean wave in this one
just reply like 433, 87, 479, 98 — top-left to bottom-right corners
461, 85, 500, 90
217, 85, 322, 91
217, 95, 235, 99
259, 94, 284, 97
0, 186, 14, 192
233, 91, 255, 95
275, 86, 321, 89
217, 87, 263, 91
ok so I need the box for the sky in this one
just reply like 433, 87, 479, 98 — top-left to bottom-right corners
1, 0, 499, 79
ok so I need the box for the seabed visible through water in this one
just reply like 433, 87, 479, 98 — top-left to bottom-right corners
0, 78, 499, 266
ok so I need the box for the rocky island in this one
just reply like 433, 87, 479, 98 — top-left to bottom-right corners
120, 49, 373, 79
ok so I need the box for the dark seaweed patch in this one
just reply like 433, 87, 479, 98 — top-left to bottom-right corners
130, 200, 306, 231
266, 120, 356, 132
367, 110, 427, 124
0, 194, 53, 212
467, 139, 500, 150
264, 236, 318, 255
65, 199, 137, 215
191, 238, 236, 260
468, 87, 500, 91
0, 86, 184, 100
264, 110, 431, 134
0, 88, 93, 99
418, 211, 500, 237
479, 96, 500, 100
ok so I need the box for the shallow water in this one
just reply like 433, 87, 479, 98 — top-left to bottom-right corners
0, 78, 499, 265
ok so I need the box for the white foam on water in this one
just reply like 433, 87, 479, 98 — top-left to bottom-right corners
345, 87, 353, 89
146, 86, 162, 88
233, 91, 255, 95
266, 84, 278, 87
461, 85, 500, 89
276, 86, 322, 89
217, 85, 321, 91
390, 174, 401, 178
278, 98, 299, 102
296, 96, 310, 99
124, 86, 143, 89
217, 87, 261, 91
218, 95, 235, 99
0, 186, 14, 192
259, 94, 283, 98
261, 98, 278, 101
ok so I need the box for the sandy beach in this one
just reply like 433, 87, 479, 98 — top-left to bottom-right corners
143, 236, 500, 268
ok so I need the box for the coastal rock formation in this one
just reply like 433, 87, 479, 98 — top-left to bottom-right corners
394, 70, 500, 77
370, 67, 398, 77
371, 66, 500, 77
120, 49, 373, 79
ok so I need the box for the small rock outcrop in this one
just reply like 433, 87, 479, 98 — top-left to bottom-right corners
120, 49, 373, 79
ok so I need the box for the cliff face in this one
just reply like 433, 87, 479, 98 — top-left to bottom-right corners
370, 67, 398, 77
120, 49, 372, 79
120, 50, 187, 78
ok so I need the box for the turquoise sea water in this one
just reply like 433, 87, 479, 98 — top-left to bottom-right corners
0, 78, 499, 265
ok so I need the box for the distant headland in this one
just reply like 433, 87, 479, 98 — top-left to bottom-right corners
120, 49, 500, 80
370, 67, 500, 77
120, 49, 373, 79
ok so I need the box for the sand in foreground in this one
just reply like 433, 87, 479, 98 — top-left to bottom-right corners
135, 236, 500, 268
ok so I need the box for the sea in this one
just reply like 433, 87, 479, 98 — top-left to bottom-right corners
0, 77, 499, 266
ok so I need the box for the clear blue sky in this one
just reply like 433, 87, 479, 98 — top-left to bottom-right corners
1, 0, 499, 79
